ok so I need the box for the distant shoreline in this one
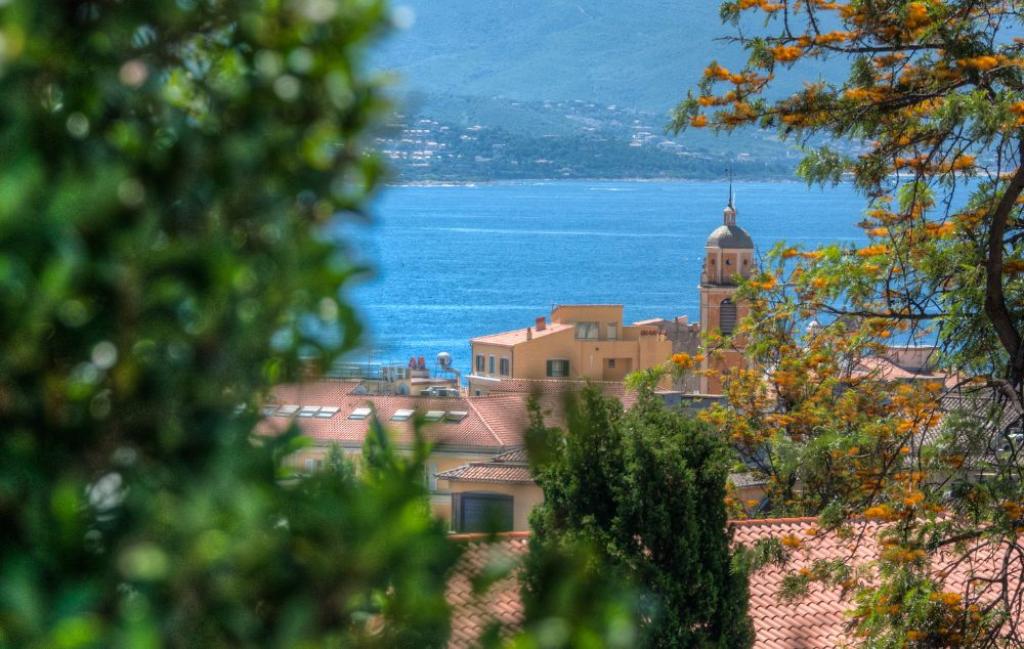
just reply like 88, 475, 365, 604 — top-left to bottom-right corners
384, 175, 812, 188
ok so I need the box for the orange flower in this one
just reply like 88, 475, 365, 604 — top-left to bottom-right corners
857, 244, 890, 257
958, 55, 1000, 71
903, 490, 925, 506
1003, 259, 1024, 274
864, 504, 896, 520
905, 2, 930, 29
690, 114, 708, 128
929, 591, 962, 607
671, 353, 695, 369
772, 45, 804, 62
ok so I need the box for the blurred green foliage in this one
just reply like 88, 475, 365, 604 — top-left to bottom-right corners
0, 1, 462, 647
520, 381, 754, 649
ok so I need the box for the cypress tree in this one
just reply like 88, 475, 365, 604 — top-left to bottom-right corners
523, 380, 754, 648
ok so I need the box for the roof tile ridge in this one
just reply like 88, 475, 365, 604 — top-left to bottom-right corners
464, 397, 506, 447
471, 326, 530, 339
730, 516, 821, 526
448, 531, 532, 542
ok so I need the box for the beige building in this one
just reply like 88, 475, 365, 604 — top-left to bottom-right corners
698, 196, 754, 394
468, 304, 672, 396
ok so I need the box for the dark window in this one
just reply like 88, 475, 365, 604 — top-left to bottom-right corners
607, 359, 616, 369
452, 492, 514, 533
546, 359, 570, 377
574, 322, 599, 340
499, 358, 510, 376
720, 299, 737, 335
475, 355, 485, 372
488, 355, 495, 373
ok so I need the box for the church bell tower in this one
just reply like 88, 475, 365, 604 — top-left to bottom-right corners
699, 185, 754, 394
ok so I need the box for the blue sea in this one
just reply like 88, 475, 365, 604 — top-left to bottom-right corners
335, 180, 870, 375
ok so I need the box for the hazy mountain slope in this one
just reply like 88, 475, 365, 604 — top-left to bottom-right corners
376, 0, 845, 115
371, 1, 847, 179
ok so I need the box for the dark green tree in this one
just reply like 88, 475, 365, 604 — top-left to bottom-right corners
0, 2, 460, 647
521, 381, 755, 649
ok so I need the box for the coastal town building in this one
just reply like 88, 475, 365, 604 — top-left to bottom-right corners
256, 379, 585, 532
467, 304, 672, 396
465, 189, 756, 397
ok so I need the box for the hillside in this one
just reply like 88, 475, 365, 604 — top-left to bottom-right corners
372, 0, 847, 180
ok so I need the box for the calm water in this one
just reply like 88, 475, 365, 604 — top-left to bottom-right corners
334, 180, 870, 374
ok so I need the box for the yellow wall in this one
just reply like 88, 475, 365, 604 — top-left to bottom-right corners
442, 480, 545, 532
286, 444, 499, 529
469, 305, 672, 393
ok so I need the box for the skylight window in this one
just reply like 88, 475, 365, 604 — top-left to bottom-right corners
424, 410, 445, 422
391, 408, 415, 422
277, 404, 300, 416
315, 406, 340, 419
298, 405, 320, 418
348, 407, 372, 420
445, 410, 469, 422
261, 405, 278, 417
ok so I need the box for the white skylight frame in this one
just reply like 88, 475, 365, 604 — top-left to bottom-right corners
445, 410, 469, 422
391, 408, 415, 422
348, 407, 372, 420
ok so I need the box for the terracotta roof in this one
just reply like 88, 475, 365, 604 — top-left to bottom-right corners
853, 356, 957, 387
446, 518, 1024, 648
447, 532, 529, 648
470, 322, 573, 347
492, 447, 528, 463
437, 463, 534, 484
437, 447, 532, 485
256, 382, 534, 452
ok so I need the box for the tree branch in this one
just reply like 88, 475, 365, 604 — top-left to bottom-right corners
985, 148, 1024, 383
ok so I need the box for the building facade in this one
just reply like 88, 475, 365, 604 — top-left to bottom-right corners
467, 304, 672, 396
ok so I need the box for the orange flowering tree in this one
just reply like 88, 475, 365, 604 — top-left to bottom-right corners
677, 1, 1024, 645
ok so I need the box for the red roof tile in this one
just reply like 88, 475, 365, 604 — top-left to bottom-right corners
437, 463, 534, 484
256, 381, 535, 451
446, 518, 1024, 648
437, 448, 532, 484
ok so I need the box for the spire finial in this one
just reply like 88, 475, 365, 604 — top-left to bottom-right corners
723, 167, 737, 226
728, 166, 733, 210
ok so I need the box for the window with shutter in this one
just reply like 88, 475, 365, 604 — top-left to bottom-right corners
720, 299, 737, 335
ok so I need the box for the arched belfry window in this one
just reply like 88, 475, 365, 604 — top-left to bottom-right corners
720, 299, 737, 335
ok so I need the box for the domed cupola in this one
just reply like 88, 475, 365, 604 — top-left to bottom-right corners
705, 193, 754, 250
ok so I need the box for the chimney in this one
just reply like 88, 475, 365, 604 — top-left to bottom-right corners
535, 317, 546, 332
526, 326, 532, 341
